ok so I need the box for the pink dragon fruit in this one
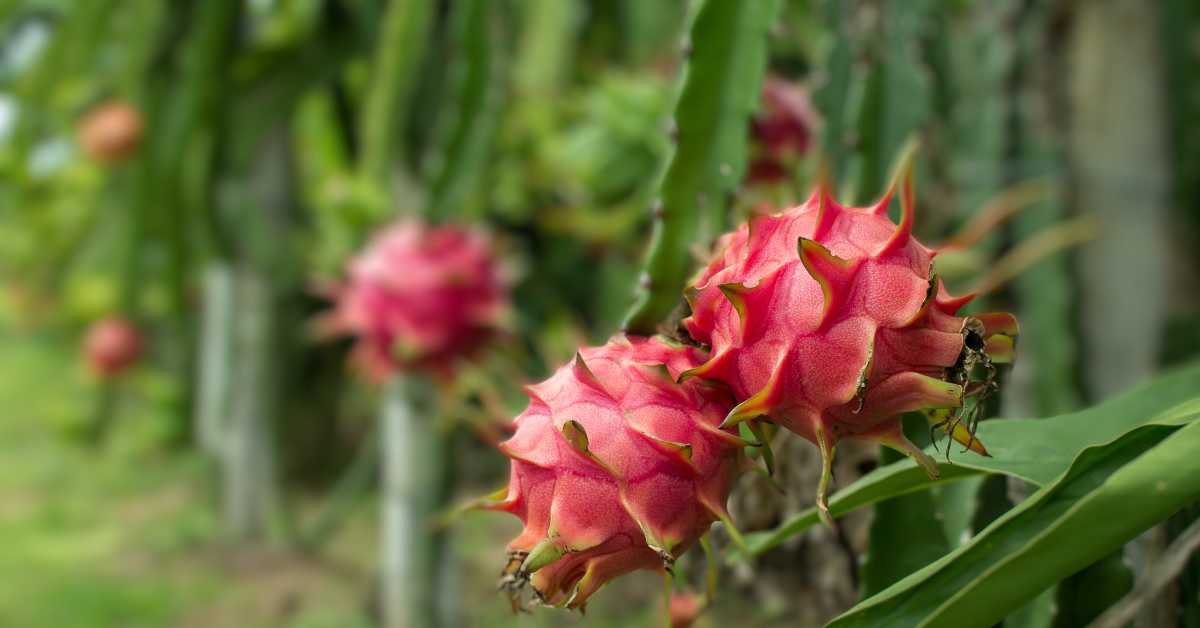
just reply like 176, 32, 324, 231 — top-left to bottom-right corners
747, 76, 818, 184
321, 220, 509, 380
681, 158, 1017, 521
83, 316, 144, 378
482, 335, 742, 611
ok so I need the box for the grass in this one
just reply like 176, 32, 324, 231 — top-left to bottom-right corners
0, 309, 683, 627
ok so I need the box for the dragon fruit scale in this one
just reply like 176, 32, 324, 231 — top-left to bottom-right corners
680, 155, 1018, 522
481, 335, 743, 611
320, 219, 510, 381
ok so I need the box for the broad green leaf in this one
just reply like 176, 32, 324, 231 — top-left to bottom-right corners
829, 420, 1200, 627
744, 363, 1200, 556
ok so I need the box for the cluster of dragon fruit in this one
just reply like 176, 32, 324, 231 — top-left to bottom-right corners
312, 81, 1018, 613
486, 164, 1018, 611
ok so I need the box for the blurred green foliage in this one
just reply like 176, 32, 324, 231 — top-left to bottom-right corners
1, 0, 1199, 626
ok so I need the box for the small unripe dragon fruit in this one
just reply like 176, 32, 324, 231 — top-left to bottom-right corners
321, 220, 509, 380
681, 156, 1018, 521
78, 101, 144, 163
83, 316, 144, 378
482, 335, 742, 611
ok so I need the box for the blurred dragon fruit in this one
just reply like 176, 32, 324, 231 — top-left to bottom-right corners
668, 590, 706, 628
321, 220, 509, 380
83, 316, 144, 378
681, 156, 1018, 521
78, 101, 144, 163
747, 76, 818, 184
482, 335, 742, 610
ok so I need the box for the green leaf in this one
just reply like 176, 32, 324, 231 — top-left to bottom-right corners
743, 362, 1200, 556
623, 0, 780, 334
829, 420, 1200, 627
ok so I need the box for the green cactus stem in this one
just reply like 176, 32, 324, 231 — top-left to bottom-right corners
623, 0, 780, 334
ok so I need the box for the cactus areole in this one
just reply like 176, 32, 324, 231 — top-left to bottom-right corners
482, 335, 742, 611
321, 220, 509, 381
681, 156, 1018, 521
83, 316, 144, 378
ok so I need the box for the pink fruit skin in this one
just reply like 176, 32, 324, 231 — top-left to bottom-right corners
682, 178, 1016, 480
487, 335, 742, 610
321, 220, 509, 380
84, 316, 143, 377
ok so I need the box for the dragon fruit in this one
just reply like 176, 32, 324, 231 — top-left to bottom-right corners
482, 335, 742, 610
320, 220, 509, 380
668, 590, 706, 628
747, 76, 818, 184
83, 316, 144, 378
681, 157, 1018, 521
78, 101, 144, 163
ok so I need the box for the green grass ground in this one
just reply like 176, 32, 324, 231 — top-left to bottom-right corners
0, 313, 680, 627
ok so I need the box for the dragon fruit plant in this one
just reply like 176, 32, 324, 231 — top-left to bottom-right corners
320, 219, 510, 381
680, 155, 1018, 522
83, 316, 144, 378
483, 335, 742, 611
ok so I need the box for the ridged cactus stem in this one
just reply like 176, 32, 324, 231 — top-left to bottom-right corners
813, 0, 853, 187
424, 0, 500, 221
360, 0, 436, 188
623, 0, 780, 334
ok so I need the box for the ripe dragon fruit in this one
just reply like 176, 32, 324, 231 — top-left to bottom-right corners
320, 220, 509, 380
747, 76, 818, 184
83, 316, 144, 378
482, 335, 742, 611
681, 157, 1018, 522
78, 101, 144, 163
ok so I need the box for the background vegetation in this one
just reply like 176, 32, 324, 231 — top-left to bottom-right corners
1, 0, 1198, 626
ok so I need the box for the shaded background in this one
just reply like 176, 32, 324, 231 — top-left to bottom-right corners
1, 0, 1198, 626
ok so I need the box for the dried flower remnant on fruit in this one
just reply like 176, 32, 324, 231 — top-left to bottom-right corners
478, 336, 742, 611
